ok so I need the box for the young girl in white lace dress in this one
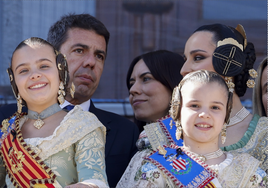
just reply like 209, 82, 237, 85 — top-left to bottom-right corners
117, 70, 267, 187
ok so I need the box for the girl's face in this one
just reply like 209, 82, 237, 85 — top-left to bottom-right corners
180, 81, 228, 145
129, 59, 172, 122
12, 44, 60, 111
261, 66, 267, 116
181, 31, 217, 77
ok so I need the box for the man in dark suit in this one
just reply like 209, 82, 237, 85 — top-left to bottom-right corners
0, 13, 139, 188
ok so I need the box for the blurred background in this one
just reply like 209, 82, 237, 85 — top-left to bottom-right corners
0, 0, 266, 118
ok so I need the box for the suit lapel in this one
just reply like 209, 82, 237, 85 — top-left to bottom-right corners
89, 100, 117, 156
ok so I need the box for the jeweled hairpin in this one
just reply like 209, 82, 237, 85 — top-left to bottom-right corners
225, 77, 235, 93
246, 69, 258, 88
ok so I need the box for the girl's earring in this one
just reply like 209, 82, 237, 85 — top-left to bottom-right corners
58, 82, 65, 105
221, 123, 227, 144
17, 93, 22, 113
175, 121, 182, 140
70, 82, 75, 98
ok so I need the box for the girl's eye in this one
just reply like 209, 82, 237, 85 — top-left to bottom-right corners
191, 104, 199, 108
19, 69, 28, 74
40, 65, 49, 69
212, 106, 220, 110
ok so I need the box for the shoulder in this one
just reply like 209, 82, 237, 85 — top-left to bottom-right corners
231, 152, 260, 165
92, 107, 137, 127
66, 105, 104, 128
256, 115, 268, 128
0, 104, 27, 122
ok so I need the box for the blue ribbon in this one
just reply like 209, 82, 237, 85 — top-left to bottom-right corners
148, 147, 213, 187
160, 117, 183, 146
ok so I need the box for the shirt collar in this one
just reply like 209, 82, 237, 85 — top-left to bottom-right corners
60, 99, 91, 112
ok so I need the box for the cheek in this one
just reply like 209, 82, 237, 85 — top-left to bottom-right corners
198, 60, 214, 72
129, 94, 133, 103
180, 108, 193, 128
67, 58, 80, 77
95, 64, 104, 79
14, 76, 25, 93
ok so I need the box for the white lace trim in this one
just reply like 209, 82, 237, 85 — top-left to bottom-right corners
81, 179, 109, 188
209, 153, 233, 175
18, 105, 105, 160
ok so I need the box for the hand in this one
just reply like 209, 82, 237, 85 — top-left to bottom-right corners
64, 183, 99, 188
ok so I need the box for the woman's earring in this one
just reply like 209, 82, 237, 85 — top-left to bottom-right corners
58, 82, 65, 105
175, 121, 182, 140
70, 82, 75, 98
17, 93, 22, 113
221, 123, 227, 144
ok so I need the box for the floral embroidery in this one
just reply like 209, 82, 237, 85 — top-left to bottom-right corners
92, 172, 106, 183
135, 162, 162, 183
76, 129, 105, 171
153, 171, 160, 179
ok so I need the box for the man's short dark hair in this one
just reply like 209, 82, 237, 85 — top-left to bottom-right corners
47, 13, 110, 52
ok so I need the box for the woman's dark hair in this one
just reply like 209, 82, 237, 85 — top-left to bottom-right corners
126, 50, 184, 132
194, 23, 256, 97
7, 37, 69, 106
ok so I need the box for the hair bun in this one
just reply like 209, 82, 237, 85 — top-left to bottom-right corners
213, 44, 245, 77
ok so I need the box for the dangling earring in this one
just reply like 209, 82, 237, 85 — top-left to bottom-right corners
175, 121, 182, 140
70, 82, 75, 98
58, 81, 65, 105
221, 123, 227, 144
17, 93, 22, 113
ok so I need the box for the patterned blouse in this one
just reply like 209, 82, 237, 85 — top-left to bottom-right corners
0, 105, 108, 188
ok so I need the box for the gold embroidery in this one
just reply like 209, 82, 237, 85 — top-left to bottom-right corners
8, 148, 25, 174
219, 153, 260, 187
1, 119, 9, 133
144, 122, 168, 151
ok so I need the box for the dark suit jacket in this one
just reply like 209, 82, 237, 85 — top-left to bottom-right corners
0, 102, 139, 188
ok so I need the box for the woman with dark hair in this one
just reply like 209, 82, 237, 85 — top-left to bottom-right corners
181, 23, 268, 171
117, 50, 184, 187
0, 37, 108, 188
126, 50, 184, 133
253, 56, 268, 117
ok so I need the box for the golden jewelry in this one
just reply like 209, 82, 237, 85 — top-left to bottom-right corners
17, 93, 23, 113
235, 24, 247, 49
169, 85, 180, 120
57, 63, 62, 70
221, 123, 227, 144
249, 69, 258, 78
246, 69, 258, 88
57, 82, 65, 105
158, 145, 167, 157
70, 82, 75, 98
224, 77, 235, 93
175, 121, 182, 140
169, 120, 173, 129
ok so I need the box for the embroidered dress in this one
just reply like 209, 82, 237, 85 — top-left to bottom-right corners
221, 115, 268, 171
0, 105, 108, 188
117, 116, 267, 188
